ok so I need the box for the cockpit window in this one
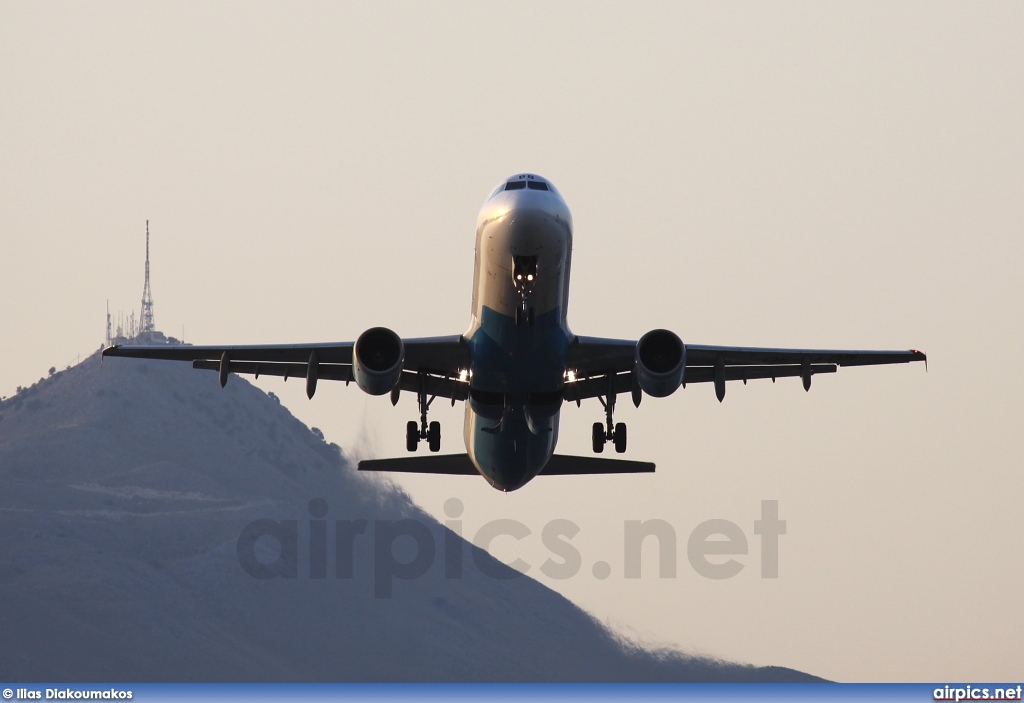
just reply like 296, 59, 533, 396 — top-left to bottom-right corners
491, 174, 558, 199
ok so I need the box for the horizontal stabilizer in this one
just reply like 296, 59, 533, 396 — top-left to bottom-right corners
357, 454, 655, 475
358, 454, 478, 475
540, 455, 655, 475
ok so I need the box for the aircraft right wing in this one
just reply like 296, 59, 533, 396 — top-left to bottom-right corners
564, 335, 926, 402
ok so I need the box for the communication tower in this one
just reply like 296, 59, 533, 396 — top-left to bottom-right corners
140, 220, 155, 335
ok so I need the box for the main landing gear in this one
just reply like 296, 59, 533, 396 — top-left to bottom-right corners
592, 376, 627, 454
405, 373, 441, 453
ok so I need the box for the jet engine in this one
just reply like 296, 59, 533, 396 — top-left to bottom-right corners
633, 329, 685, 398
352, 327, 405, 396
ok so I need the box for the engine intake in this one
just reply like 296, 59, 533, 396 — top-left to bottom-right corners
353, 327, 405, 396
634, 329, 685, 398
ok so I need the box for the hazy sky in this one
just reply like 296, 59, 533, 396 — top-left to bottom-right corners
2, 2, 1022, 682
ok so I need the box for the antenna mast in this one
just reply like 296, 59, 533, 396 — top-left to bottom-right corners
140, 220, 155, 336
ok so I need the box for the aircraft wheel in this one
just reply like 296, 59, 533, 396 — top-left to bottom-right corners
406, 421, 419, 452
515, 307, 522, 326
527, 307, 534, 326
592, 422, 605, 454
614, 422, 627, 454
428, 421, 441, 453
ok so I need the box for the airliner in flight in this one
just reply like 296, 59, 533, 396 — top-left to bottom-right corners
104, 173, 926, 491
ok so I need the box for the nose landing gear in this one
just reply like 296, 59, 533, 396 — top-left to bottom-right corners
513, 255, 537, 327
515, 302, 534, 327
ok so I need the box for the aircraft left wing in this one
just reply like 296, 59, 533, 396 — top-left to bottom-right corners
102, 335, 470, 400
565, 336, 926, 402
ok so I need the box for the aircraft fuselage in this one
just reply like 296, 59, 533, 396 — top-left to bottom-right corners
464, 175, 574, 490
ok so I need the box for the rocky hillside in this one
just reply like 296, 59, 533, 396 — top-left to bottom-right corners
0, 351, 818, 682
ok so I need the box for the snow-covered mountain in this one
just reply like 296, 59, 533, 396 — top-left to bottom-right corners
0, 351, 819, 682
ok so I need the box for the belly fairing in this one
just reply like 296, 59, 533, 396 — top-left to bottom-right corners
465, 396, 561, 492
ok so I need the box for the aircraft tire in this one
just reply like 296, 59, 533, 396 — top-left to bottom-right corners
614, 422, 627, 453
406, 421, 419, 452
592, 422, 605, 453
428, 421, 441, 452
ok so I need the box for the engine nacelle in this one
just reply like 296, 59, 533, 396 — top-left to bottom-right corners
633, 329, 685, 398
352, 327, 405, 396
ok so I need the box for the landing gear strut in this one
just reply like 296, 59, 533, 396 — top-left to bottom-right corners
592, 376, 627, 454
513, 255, 537, 327
406, 373, 441, 452
515, 301, 534, 327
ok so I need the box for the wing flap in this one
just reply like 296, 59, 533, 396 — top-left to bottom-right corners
104, 342, 354, 364
685, 344, 926, 367
103, 335, 467, 373
561, 364, 838, 400
192, 359, 353, 382
684, 363, 837, 384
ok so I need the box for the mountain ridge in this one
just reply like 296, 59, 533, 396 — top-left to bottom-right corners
0, 350, 820, 682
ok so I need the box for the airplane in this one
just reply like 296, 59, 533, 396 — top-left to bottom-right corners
104, 173, 926, 491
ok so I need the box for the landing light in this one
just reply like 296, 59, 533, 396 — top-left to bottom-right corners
566, 370, 577, 382
527, 275, 534, 281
